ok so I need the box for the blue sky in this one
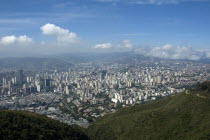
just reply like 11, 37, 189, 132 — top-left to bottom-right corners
0, 0, 210, 59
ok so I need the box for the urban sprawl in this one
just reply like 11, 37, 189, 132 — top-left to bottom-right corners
0, 59, 210, 127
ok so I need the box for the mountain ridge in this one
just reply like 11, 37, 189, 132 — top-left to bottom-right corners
86, 81, 210, 140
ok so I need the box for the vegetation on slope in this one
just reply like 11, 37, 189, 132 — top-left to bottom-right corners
0, 110, 89, 140
86, 81, 210, 140
1, 82, 210, 140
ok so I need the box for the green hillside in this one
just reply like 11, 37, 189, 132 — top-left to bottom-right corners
1, 82, 210, 140
86, 81, 210, 140
0, 110, 89, 140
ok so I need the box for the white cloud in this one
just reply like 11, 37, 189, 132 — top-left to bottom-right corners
136, 0, 210, 5
18, 36, 32, 43
0, 35, 32, 46
135, 44, 210, 60
40, 23, 79, 44
206, 52, 210, 58
93, 43, 112, 48
93, 40, 133, 49
123, 40, 132, 48
134, 0, 179, 5
95, 0, 209, 5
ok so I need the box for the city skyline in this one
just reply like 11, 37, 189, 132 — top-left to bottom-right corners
0, 0, 210, 59
1, 57, 209, 127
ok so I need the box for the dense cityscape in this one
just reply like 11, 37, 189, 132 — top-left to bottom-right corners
1, 58, 209, 127
1, 0, 210, 139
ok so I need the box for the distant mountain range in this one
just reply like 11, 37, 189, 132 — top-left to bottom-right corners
0, 57, 73, 71
0, 52, 149, 71
0, 53, 209, 71
1, 81, 210, 140
50, 52, 149, 64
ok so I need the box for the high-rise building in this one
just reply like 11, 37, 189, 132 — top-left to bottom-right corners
45, 79, 51, 87
157, 75, 162, 84
3, 78, 7, 87
17, 70, 24, 85
37, 85, 41, 92
44, 79, 51, 91
26, 77, 30, 83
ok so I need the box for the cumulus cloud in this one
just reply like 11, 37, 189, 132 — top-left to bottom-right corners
93, 40, 133, 49
40, 23, 79, 44
135, 44, 210, 60
0, 35, 32, 46
123, 40, 132, 48
94, 43, 112, 48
